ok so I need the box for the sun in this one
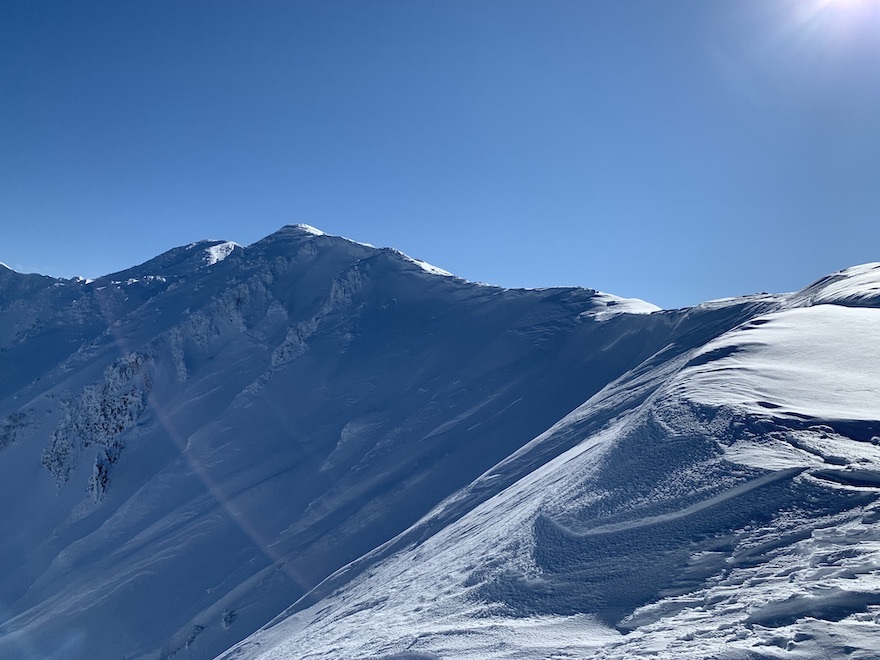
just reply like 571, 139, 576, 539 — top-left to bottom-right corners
820, 0, 879, 10
791, 0, 880, 43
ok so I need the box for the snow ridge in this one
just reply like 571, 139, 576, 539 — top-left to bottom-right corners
2, 230, 880, 660
583, 291, 661, 320
290, 223, 325, 236
218, 264, 880, 660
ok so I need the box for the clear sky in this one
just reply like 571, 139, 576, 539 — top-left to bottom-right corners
2, 0, 879, 309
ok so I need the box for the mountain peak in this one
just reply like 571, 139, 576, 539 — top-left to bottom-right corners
96, 239, 235, 282
253, 223, 352, 247
287, 222, 325, 236
2, 237, 880, 660
260, 223, 331, 242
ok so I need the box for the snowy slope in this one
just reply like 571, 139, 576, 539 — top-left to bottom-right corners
219, 264, 880, 660
0, 225, 673, 659
2, 231, 878, 660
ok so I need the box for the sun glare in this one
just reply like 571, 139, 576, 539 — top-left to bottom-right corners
785, 0, 880, 50
817, 0, 880, 14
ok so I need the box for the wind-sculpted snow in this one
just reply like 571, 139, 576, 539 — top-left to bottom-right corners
581, 291, 662, 320
220, 264, 880, 660
675, 305, 880, 424
1, 234, 878, 660
789, 262, 880, 308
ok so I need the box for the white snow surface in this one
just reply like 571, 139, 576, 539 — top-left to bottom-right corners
225, 366, 880, 660
287, 222, 378, 247
291, 223, 325, 236
583, 291, 661, 320
674, 304, 880, 422
219, 264, 880, 660
389, 248, 454, 277
1, 230, 879, 660
791, 262, 880, 307
204, 241, 240, 265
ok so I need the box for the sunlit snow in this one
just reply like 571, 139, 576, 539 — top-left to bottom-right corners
792, 262, 880, 307
1, 227, 878, 660
290, 223, 325, 236
676, 305, 880, 422
385, 248, 454, 277
582, 291, 661, 320
204, 241, 240, 265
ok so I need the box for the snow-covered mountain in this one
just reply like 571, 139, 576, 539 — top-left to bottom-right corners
1, 227, 878, 659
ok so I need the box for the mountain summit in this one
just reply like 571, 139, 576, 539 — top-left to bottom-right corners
1, 229, 878, 660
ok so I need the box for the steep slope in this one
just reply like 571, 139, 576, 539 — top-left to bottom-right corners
221, 265, 880, 660
0, 226, 677, 659
4, 230, 877, 660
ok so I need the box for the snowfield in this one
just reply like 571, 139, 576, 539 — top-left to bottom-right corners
675, 304, 880, 422
1, 227, 878, 660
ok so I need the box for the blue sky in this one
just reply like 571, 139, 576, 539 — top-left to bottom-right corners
2, 0, 879, 308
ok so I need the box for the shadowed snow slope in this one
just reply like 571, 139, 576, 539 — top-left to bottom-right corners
1, 232, 878, 660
